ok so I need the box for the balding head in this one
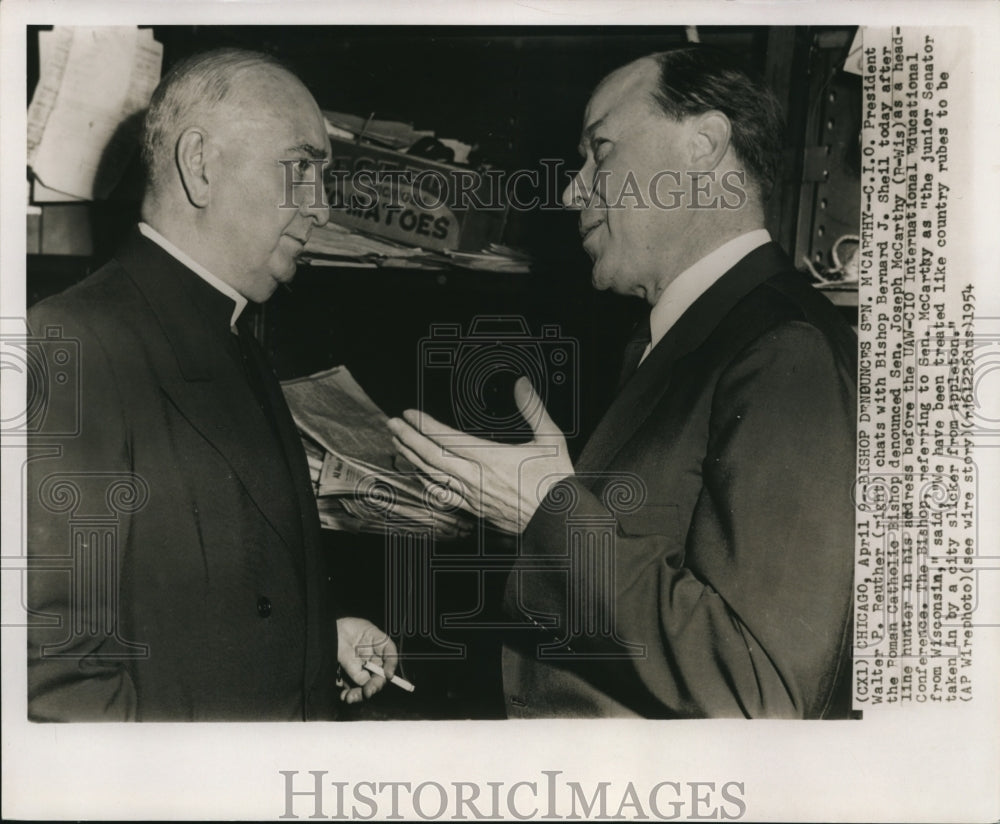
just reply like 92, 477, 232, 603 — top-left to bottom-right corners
139, 47, 330, 302
142, 48, 291, 194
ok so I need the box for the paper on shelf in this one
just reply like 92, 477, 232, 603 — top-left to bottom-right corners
27, 27, 163, 200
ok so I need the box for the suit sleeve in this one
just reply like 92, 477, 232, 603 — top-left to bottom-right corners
26, 302, 139, 721
515, 321, 856, 718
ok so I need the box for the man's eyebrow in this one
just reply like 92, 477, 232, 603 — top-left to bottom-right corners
286, 143, 330, 159
577, 117, 606, 156
583, 118, 606, 141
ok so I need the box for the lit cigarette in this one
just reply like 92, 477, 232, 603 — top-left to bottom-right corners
363, 661, 415, 693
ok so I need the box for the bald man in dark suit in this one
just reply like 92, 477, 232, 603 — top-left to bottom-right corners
27, 48, 396, 721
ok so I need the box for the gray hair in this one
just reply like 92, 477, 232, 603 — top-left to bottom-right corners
140, 48, 289, 191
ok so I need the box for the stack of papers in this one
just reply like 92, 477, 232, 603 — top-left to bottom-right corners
303, 221, 428, 260
281, 366, 474, 538
444, 244, 534, 273
322, 110, 472, 162
307, 109, 528, 271
323, 110, 435, 151
302, 223, 531, 273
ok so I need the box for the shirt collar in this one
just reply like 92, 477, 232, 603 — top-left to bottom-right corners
642, 228, 772, 362
138, 221, 248, 327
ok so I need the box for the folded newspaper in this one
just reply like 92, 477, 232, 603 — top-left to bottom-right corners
281, 366, 473, 537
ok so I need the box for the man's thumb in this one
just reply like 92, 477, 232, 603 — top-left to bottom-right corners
514, 376, 558, 437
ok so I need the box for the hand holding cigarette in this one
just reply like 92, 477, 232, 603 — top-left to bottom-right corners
364, 661, 415, 693
335, 617, 399, 704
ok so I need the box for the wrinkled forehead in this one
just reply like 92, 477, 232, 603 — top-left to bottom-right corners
582, 57, 661, 130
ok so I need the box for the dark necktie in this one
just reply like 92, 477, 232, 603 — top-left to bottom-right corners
616, 314, 652, 392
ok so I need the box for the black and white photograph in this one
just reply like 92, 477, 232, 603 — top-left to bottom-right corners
2, 1, 998, 821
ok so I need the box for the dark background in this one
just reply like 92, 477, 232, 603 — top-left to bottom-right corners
26, 25, 860, 719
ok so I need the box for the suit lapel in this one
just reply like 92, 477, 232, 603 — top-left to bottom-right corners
115, 231, 304, 555
576, 242, 794, 475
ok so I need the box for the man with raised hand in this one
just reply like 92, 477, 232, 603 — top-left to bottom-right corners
390, 46, 857, 719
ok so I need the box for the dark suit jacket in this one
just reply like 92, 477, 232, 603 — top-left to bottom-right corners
26, 230, 339, 721
502, 242, 857, 719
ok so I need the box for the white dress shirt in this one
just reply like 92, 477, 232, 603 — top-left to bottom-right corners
639, 228, 772, 365
138, 221, 248, 327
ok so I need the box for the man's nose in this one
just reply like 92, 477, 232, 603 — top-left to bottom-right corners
301, 178, 331, 227
562, 169, 587, 210
304, 203, 330, 228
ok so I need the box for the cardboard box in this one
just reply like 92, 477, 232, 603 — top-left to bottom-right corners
323, 136, 507, 253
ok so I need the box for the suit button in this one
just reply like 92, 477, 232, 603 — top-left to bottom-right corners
256, 596, 272, 618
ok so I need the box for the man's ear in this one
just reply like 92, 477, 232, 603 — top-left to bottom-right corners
688, 110, 732, 172
175, 127, 212, 208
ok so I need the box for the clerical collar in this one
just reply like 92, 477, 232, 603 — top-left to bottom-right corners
138, 221, 248, 327
641, 229, 772, 364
